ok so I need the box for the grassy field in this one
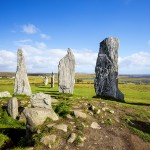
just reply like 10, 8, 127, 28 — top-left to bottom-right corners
0, 76, 150, 149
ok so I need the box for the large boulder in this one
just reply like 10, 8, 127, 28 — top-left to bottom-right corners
23, 108, 59, 132
7, 97, 18, 119
58, 48, 75, 94
0, 91, 12, 98
94, 37, 124, 102
30, 92, 51, 109
14, 49, 32, 96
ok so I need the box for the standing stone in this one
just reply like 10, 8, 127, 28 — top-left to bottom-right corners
58, 48, 75, 94
14, 49, 32, 96
51, 72, 54, 88
94, 37, 124, 102
7, 97, 18, 119
44, 76, 48, 86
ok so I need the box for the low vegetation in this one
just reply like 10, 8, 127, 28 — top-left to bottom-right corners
0, 74, 149, 149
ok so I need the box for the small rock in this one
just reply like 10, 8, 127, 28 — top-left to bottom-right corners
40, 134, 56, 146
74, 110, 87, 118
91, 122, 101, 129
109, 110, 114, 114
102, 107, 109, 111
101, 120, 104, 124
70, 122, 75, 125
47, 123, 56, 128
79, 136, 86, 142
68, 133, 76, 143
96, 109, 101, 114
66, 114, 73, 119
55, 124, 68, 132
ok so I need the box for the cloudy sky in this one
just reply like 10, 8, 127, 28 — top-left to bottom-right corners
0, 0, 150, 74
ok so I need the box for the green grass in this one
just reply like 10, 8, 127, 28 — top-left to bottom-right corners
0, 77, 150, 148
0, 133, 10, 149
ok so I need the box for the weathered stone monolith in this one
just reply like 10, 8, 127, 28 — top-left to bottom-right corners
7, 97, 18, 119
94, 37, 124, 102
14, 49, 32, 96
58, 48, 75, 94
51, 72, 54, 88
44, 76, 48, 86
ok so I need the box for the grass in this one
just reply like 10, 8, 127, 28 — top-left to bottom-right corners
0, 76, 150, 149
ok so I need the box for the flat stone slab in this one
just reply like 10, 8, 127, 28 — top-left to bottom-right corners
73, 110, 87, 118
91, 122, 101, 129
55, 124, 68, 132
0, 91, 12, 98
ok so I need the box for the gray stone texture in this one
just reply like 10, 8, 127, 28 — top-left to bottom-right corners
51, 72, 54, 88
58, 48, 75, 94
30, 92, 51, 109
7, 97, 18, 119
23, 107, 59, 132
14, 49, 32, 96
94, 37, 124, 102
0, 91, 12, 98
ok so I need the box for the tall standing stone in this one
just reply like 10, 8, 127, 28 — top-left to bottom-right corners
58, 48, 75, 94
44, 76, 48, 86
94, 37, 124, 102
7, 97, 18, 119
14, 49, 32, 96
51, 72, 54, 88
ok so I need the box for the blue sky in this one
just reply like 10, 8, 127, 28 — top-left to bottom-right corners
0, 0, 150, 74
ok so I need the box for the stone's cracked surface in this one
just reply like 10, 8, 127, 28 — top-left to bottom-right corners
94, 37, 124, 102
23, 107, 59, 132
58, 48, 75, 94
7, 97, 18, 119
30, 92, 51, 109
14, 49, 32, 96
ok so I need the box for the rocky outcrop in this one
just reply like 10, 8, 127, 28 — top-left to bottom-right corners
0, 91, 12, 98
94, 37, 124, 102
7, 97, 18, 119
23, 92, 58, 132
30, 92, 51, 109
14, 49, 32, 96
58, 48, 75, 94
23, 107, 59, 132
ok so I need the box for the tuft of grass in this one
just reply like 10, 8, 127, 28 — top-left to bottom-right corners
54, 101, 71, 117
0, 133, 11, 149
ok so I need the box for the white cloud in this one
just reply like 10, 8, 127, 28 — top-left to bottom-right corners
0, 50, 17, 72
119, 51, 150, 74
22, 24, 38, 34
40, 33, 50, 39
0, 45, 150, 74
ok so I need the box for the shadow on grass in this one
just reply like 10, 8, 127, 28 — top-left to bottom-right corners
0, 128, 26, 149
92, 95, 125, 103
93, 95, 150, 106
126, 102, 150, 106
129, 120, 150, 134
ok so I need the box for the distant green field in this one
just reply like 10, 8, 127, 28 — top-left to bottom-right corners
0, 82, 150, 104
